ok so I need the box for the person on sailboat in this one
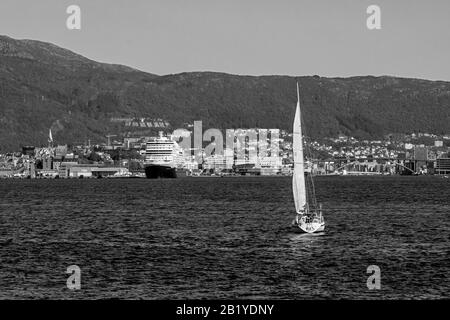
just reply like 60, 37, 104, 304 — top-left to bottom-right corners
293, 205, 306, 225
293, 209, 302, 225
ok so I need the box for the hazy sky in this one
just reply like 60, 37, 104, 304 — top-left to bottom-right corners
1, 0, 449, 80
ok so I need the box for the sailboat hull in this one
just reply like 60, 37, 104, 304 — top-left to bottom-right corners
292, 215, 325, 233
298, 221, 325, 233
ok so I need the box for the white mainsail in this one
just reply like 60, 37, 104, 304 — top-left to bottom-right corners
292, 83, 307, 213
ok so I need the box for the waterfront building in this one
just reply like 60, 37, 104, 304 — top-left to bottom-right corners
42, 157, 53, 170
57, 161, 78, 178
204, 154, 232, 170
184, 159, 199, 171
0, 168, 13, 177
67, 165, 130, 178
123, 137, 141, 149
436, 157, 450, 175
258, 156, 282, 169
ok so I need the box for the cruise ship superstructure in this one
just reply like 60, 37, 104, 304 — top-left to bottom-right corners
144, 131, 185, 178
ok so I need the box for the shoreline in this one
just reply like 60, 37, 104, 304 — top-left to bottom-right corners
0, 174, 447, 180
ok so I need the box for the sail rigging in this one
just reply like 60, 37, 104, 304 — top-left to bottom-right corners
301, 110, 318, 211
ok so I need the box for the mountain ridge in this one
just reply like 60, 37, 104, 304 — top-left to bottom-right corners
0, 35, 449, 151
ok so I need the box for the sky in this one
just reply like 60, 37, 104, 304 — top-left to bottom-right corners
0, 0, 449, 80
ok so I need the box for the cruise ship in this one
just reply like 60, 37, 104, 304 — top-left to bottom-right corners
144, 131, 185, 178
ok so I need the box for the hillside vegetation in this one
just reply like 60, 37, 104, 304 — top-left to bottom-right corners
0, 35, 449, 151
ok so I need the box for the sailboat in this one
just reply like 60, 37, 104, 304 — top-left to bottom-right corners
291, 83, 325, 233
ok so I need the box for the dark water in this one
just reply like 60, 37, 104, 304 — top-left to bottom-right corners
0, 176, 448, 299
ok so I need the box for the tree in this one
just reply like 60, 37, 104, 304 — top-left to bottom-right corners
87, 152, 101, 162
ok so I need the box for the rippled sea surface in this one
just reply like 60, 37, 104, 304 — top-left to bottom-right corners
0, 176, 448, 299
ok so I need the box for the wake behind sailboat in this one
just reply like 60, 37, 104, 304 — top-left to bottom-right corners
291, 83, 325, 233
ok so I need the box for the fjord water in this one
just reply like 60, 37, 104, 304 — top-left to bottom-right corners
0, 176, 448, 299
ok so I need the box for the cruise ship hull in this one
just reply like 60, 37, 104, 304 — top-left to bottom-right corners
145, 164, 177, 179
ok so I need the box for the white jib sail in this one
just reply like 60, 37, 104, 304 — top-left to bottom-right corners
292, 83, 307, 213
